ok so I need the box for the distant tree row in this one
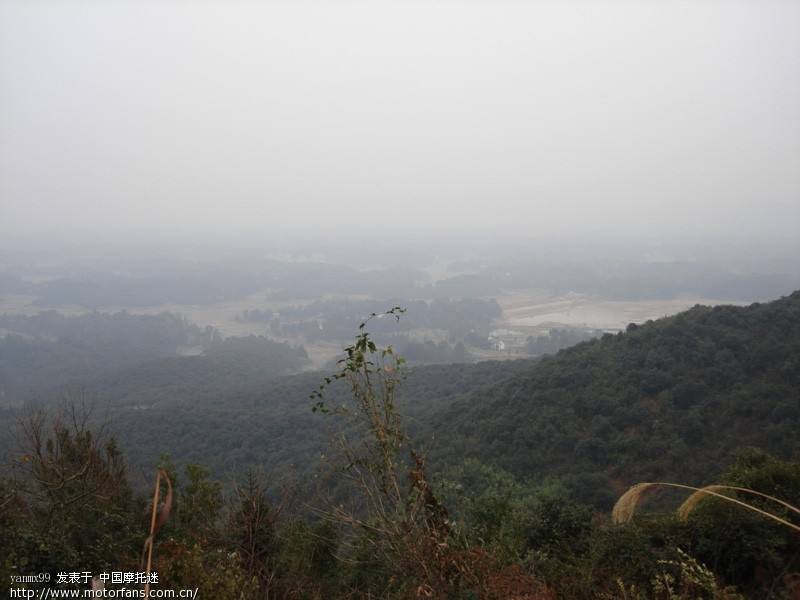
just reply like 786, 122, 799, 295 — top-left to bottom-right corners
525, 328, 600, 355
238, 297, 502, 342
0, 311, 307, 406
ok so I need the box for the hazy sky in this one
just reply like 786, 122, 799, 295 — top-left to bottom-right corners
1, 0, 798, 242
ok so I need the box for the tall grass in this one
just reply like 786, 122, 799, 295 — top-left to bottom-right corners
142, 469, 173, 596
612, 482, 800, 532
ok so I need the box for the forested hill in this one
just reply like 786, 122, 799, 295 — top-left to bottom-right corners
424, 291, 800, 506
2, 293, 797, 512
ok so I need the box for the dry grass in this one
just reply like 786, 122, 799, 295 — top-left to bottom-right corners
611, 482, 659, 525
677, 484, 800, 521
142, 469, 173, 596
612, 481, 800, 533
676, 485, 728, 521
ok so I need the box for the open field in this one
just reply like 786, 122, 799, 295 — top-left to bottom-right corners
497, 290, 751, 332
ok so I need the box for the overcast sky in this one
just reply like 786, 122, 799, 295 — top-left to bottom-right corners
1, 0, 798, 243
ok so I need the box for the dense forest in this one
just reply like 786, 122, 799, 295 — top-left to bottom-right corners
2, 292, 799, 598
426, 292, 800, 507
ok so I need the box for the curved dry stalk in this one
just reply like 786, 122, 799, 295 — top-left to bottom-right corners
676, 485, 728, 521
153, 470, 173, 535
678, 484, 800, 521
612, 481, 800, 533
142, 469, 173, 597
611, 482, 658, 525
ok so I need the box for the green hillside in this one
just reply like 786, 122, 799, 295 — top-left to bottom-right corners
424, 291, 800, 506
5, 292, 796, 512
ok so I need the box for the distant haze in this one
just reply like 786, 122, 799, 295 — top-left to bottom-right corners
1, 0, 798, 243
